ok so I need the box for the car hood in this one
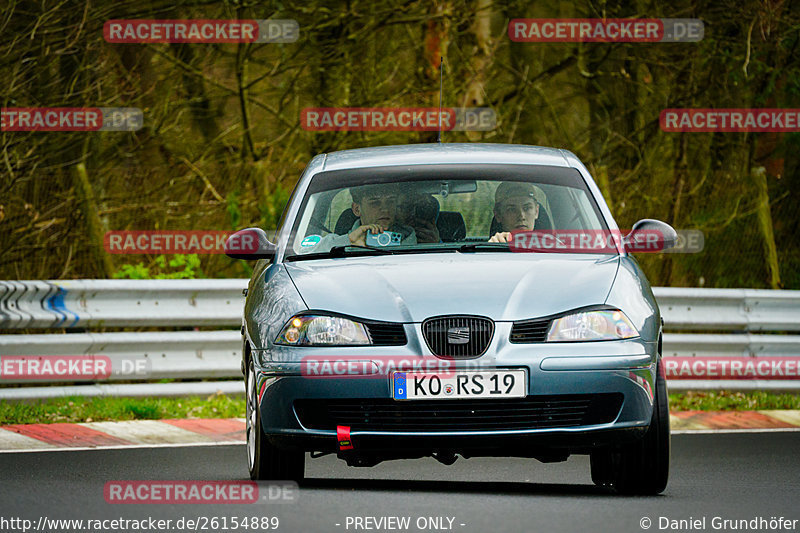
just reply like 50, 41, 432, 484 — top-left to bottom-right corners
284, 253, 620, 322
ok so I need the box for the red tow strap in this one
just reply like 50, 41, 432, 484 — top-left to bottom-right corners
337, 425, 353, 450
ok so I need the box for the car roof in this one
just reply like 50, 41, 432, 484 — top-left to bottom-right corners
320, 143, 574, 171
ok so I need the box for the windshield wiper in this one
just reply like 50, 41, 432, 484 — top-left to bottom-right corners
458, 242, 512, 253
285, 245, 395, 261
329, 244, 395, 257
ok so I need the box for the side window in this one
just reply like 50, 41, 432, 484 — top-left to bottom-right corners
566, 188, 603, 230
273, 187, 297, 242
539, 184, 570, 229
575, 190, 603, 229
537, 185, 600, 230
292, 194, 321, 252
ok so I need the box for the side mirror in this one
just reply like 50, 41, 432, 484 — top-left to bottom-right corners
225, 227, 276, 260
624, 219, 677, 252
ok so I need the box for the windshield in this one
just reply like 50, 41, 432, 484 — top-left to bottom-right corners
283, 164, 610, 259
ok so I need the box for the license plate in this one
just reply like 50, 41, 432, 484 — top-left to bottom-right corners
393, 370, 526, 400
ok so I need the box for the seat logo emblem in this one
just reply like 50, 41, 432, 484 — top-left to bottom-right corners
447, 326, 470, 344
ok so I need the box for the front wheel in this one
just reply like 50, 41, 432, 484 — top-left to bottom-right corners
246, 358, 305, 481
612, 358, 670, 495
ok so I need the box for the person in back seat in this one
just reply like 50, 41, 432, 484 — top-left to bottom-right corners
396, 193, 441, 243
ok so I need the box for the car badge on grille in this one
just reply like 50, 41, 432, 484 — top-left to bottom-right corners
447, 326, 470, 344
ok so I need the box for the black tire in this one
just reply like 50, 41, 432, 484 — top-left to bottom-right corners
246, 358, 305, 481
612, 357, 670, 495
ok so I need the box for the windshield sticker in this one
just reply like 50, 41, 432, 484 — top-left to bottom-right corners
300, 235, 321, 247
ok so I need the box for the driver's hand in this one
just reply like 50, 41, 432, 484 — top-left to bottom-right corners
349, 224, 385, 246
415, 219, 440, 243
488, 232, 512, 243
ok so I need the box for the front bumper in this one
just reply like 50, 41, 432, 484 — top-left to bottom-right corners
254, 332, 658, 456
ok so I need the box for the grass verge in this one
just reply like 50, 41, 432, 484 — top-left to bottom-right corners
0, 391, 799, 425
668, 391, 800, 411
0, 392, 245, 425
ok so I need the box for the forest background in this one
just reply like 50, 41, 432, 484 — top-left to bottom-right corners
1, 0, 798, 289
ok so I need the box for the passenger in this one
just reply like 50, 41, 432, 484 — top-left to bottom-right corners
300, 183, 416, 253
488, 182, 541, 243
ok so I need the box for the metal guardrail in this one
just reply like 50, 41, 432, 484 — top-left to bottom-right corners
4, 281, 798, 333
654, 287, 800, 332
0, 330, 241, 384
0, 279, 244, 329
662, 333, 800, 358
1, 280, 799, 398
0, 381, 244, 401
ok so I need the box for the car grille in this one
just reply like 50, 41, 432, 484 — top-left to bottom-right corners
365, 322, 407, 346
294, 394, 623, 432
509, 318, 552, 343
421, 315, 494, 358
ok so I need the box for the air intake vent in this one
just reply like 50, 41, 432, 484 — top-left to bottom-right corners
294, 394, 624, 432
365, 322, 407, 346
510, 318, 551, 343
421, 315, 494, 358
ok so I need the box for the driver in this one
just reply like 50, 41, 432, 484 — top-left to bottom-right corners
299, 183, 416, 253
488, 182, 541, 243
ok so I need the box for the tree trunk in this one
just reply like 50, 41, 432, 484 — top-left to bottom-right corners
751, 164, 781, 289
460, 0, 492, 141
73, 163, 115, 278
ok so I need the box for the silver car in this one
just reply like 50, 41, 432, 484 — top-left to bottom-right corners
227, 143, 674, 495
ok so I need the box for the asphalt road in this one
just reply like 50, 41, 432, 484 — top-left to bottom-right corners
1, 432, 799, 533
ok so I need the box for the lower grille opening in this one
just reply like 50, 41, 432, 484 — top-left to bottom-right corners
294, 394, 623, 432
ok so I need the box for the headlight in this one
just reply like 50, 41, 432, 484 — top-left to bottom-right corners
275, 315, 371, 346
546, 309, 638, 342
